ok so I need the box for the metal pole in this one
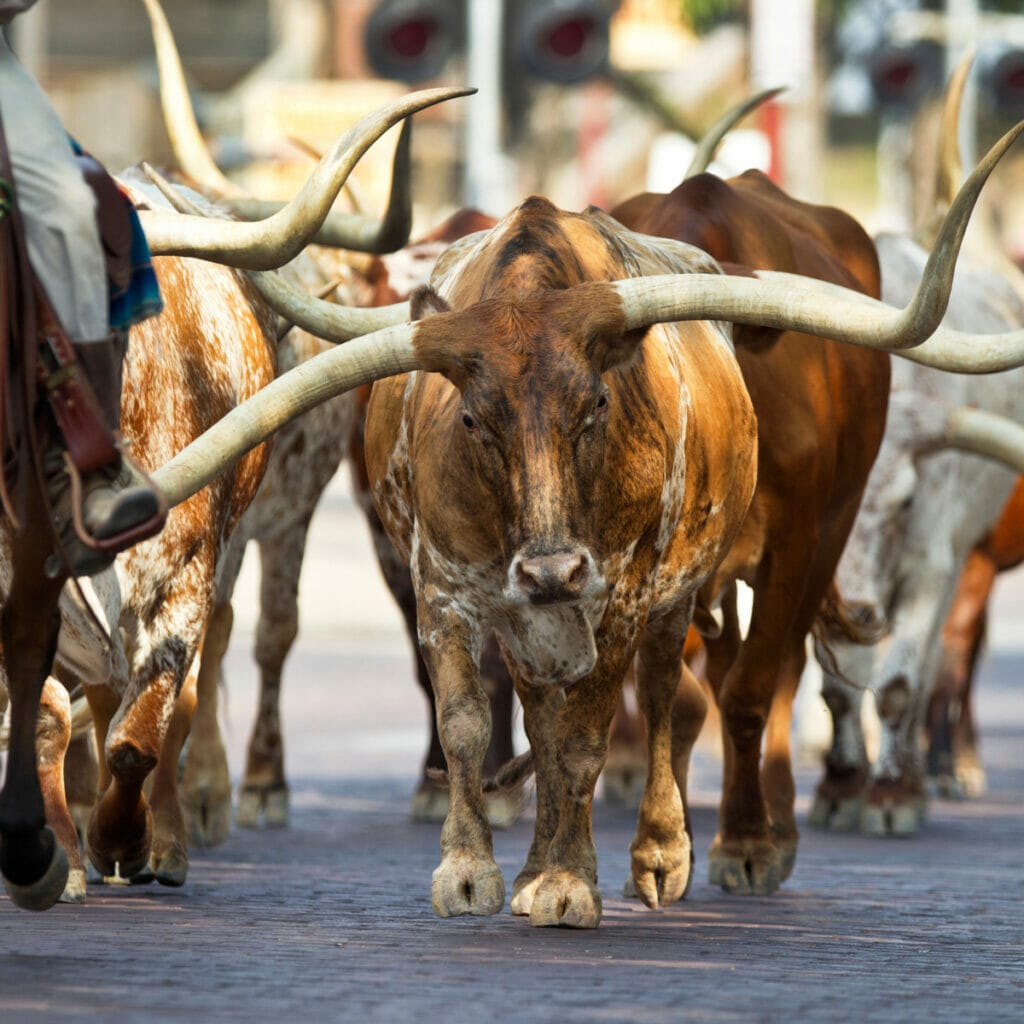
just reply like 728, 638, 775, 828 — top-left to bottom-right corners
750, 0, 820, 199
465, 0, 509, 212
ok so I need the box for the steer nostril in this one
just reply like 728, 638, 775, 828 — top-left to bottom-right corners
516, 561, 539, 589
514, 551, 592, 602
567, 557, 589, 591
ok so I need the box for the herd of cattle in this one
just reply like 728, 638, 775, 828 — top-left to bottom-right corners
1, 0, 1023, 928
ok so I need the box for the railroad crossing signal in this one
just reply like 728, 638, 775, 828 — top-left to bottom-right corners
364, 0, 614, 85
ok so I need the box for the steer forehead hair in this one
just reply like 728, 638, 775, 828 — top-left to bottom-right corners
429, 196, 725, 309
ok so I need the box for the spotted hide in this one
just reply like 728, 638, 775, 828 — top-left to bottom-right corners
811, 232, 1024, 836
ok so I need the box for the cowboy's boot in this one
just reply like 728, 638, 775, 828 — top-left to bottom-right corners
46, 333, 164, 577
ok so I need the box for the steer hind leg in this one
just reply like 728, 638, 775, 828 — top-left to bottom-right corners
136, 666, 197, 886
629, 603, 700, 909
238, 521, 311, 829
706, 572, 809, 895
37, 679, 88, 903
811, 649, 870, 831
508, 667, 564, 915
183, 602, 233, 843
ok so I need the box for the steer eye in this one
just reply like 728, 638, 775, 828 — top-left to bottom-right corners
462, 412, 477, 431
595, 393, 608, 413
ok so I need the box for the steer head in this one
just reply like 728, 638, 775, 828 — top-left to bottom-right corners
409, 280, 647, 609
834, 393, 960, 635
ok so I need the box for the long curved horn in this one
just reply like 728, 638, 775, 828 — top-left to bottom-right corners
683, 86, 784, 180
251, 270, 410, 343
609, 117, 1024, 355
939, 407, 1024, 471
142, 161, 411, 341
151, 321, 420, 508
914, 47, 974, 247
742, 270, 1024, 373
136, 85, 474, 269
141, 0, 415, 253
936, 48, 973, 212
140, 0, 238, 196
225, 120, 414, 253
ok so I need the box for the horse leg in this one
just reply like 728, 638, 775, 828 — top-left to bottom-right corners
0, 523, 69, 910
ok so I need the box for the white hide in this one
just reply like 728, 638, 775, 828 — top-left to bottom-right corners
823, 231, 1024, 790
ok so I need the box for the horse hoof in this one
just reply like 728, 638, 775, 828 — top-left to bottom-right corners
3, 829, 70, 911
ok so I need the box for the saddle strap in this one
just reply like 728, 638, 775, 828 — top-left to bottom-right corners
34, 284, 118, 476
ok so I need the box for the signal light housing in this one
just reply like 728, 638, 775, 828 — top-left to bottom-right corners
867, 40, 942, 110
364, 0, 462, 84
513, 1, 612, 85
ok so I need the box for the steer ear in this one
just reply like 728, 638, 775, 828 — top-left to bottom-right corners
410, 285, 450, 320
408, 289, 477, 388
587, 326, 650, 373
571, 284, 646, 373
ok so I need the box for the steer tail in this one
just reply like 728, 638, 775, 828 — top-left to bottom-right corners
812, 581, 887, 688
482, 750, 535, 794
426, 749, 536, 795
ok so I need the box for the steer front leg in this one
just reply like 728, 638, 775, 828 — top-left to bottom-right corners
528, 648, 632, 929
419, 608, 504, 918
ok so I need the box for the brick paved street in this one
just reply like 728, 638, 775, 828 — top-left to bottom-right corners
1, 481, 1022, 1022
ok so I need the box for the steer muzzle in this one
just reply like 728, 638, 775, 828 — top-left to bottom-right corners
509, 548, 597, 605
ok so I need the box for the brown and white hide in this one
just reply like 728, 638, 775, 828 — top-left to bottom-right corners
365, 198, 758, 928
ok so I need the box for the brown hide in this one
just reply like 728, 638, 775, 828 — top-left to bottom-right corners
611, 172, 890, 893
364, 196, 757, 926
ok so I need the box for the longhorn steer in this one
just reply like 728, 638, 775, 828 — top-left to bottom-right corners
364, 198, 760, 926
811, 231, 1024, 835
136, 0, 498, 833
610, 169, 890, 893
200, 117, 1024, 927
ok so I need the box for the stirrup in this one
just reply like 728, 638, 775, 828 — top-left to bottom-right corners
46, 448, 167, 578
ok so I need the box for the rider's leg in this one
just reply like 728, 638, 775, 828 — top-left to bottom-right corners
0, 38, 161, 574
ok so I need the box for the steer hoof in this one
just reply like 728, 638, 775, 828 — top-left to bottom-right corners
808, 792, 863, 832
529, 871, 603, 928
236, 784, 289, 829
411, 784, 523, 829
2, 829, 70, 911
860, 801, 923, 837
59, 867, 88, 905
137, 837, 189, 887
708, 835, 781, 896
601, 757, 646, 809
184, 786, 232, 847
410, 783, 449, 823
86, 804, 153, 881
630, 836, 692, 909
510, 870, 544, 915
861, 782, 925, 837
431, 855, 505, 917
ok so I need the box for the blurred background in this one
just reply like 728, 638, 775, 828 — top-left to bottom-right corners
8, 0, 1024, 258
